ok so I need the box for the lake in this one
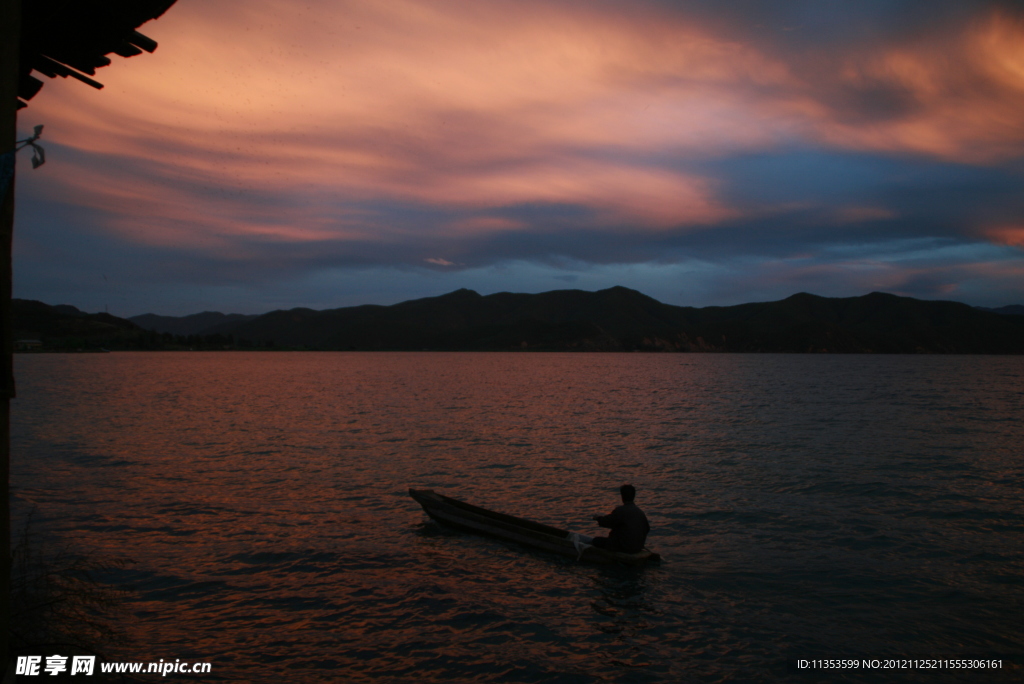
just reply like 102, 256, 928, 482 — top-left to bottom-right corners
11, 352, 1024, 682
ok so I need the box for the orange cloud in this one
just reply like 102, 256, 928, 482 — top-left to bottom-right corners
22, 0, 795, 247
807, 10, 1024, 162
982, 225, 1024, 248
18, 0, 1024, 262
445, 216, 525, 236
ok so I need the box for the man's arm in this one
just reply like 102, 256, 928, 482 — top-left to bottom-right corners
593, 506, 625, 529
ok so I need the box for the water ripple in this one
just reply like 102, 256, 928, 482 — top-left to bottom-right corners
10, 352, 1024, 682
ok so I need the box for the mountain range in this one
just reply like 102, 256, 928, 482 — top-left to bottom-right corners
11, 287, 1024, 353
129, 311, 258, 336
977, 304, 1024, 316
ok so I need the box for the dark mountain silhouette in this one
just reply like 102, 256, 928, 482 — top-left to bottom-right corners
200, 287, 1024, 353
11, 300, 240, 351
12, 299, 142, 349
14, 288, 1024, 353
977, 304, 1024, 316
130, 311, 257, 336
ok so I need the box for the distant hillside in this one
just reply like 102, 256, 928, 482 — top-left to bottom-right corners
130, 311, 258, 336
16, 289, 1024, 353
13, 299, 143, 349
12, 300, 244, 351
207, 287, 1024, 353
977, 304, 1024, 316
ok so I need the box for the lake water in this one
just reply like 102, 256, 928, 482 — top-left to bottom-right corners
10, 352, 1024, 682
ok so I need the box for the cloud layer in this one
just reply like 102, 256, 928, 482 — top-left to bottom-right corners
14, 0, 1024, 314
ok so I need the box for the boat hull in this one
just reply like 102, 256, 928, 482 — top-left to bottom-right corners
409, 489, 660, 566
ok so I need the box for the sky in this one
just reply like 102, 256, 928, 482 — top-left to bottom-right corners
13, 0, 1024, 316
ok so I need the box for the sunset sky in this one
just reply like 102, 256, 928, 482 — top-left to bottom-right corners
14, 0, 1024, 316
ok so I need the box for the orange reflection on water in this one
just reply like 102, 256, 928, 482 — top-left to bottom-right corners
10, 352, 1024, 682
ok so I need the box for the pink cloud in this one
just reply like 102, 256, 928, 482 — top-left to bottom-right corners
21, 0, 792, 247
982, 225, 1024, 248
444, 216, 525, 236
17, 0, 1024, 262
804, 10, 1024, 162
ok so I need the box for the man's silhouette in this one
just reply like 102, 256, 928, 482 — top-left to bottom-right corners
591, 484, 650, 553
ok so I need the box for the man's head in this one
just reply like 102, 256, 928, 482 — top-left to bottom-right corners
620, 484, 636, 504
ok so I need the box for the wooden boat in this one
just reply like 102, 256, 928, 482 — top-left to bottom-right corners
409, 488, 660, 566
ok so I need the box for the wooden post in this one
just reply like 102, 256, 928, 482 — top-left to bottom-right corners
0, 0, 20, 677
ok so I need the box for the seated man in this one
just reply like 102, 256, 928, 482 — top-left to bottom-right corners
591, 484, 650, 553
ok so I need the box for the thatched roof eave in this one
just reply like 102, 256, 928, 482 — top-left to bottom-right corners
18, 0, 177, 109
